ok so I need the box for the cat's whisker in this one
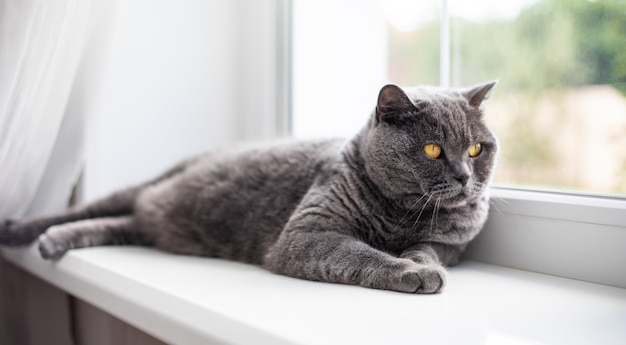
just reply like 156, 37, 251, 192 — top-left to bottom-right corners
493, 194, 511, 207
489, 196, 509, 216
392, 193, 429, 232
412, 193, 433, 228
430, 196, 441, 235
436, 197, 442, 230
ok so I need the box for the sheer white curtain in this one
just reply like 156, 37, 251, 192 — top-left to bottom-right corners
0, 0, 95, 219
1, 0, 286, 343
0, 1, 100, 344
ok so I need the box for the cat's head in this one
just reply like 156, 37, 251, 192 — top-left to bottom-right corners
361, 81, 499, 209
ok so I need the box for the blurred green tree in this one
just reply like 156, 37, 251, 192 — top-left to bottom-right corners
516, 0, 626, 94
386, 0, 626, 193
389, 0, 626, 93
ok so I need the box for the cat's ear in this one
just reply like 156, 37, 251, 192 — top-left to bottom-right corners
376, 84, 416, 123
463, 80, 498, 107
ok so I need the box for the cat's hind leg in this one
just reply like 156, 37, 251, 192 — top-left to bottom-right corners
0, 218, 43, 246
38, 216, 151, 260
1, 155, 197, 247
0, 187, 143, 247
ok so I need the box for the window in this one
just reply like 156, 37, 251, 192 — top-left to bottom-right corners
291, 0, 626, 286
293, 0, 626, 196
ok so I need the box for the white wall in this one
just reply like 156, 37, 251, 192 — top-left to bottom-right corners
74, 0, 286, 201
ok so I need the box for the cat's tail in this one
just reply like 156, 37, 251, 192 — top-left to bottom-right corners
0, 155, 197, 247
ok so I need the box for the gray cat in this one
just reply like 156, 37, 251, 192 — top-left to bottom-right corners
0, 82, 498, 293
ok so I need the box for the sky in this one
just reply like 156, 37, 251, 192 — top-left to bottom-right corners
381, 0, 540, 32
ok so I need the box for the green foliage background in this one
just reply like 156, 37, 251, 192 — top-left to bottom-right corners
390, 0, 626, 93
387, 0, 626, 193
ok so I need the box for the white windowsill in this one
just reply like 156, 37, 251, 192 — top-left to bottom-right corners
3, 245, 625, 345
463, 188, 626, 289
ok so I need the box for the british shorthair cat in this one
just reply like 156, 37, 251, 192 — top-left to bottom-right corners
0, 81, 498, 293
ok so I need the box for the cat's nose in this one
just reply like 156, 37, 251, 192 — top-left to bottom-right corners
453, 173, 470, 187
451, 163, 471, 187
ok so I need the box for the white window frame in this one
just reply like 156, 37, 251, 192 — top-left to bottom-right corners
288, 0, 626, 288
437, 0, 626, 288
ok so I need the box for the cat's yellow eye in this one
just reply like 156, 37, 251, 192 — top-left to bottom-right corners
423, 144, 442, 159
468, 143, 482, 157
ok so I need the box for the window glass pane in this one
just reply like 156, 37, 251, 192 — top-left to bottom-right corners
387, 0, 626, 195
292, 0, 441, 139
385, 0, 441, 86
291, 0, 387, 139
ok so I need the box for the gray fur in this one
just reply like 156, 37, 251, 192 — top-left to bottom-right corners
0, 82, 498, 293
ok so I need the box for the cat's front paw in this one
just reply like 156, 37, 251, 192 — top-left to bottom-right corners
38, 231, 69, 260
398, 264, 447, 294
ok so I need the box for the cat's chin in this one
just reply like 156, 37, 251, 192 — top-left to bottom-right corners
439, 196, 471, 208
398, 191, 474, 209
440, 189, 485, 209
426, 185, 485, 209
